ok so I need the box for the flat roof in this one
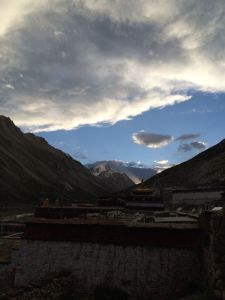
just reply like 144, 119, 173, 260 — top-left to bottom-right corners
153, 217, 197, 223
126, 202, 163, 207
172, 188, 225, 193
27, 218, 198, 229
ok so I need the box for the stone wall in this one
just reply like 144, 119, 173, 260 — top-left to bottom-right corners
200, 211, 225, 300
12, 240, 201, 300
0, 272, 72, 300
0, 263, 15, 293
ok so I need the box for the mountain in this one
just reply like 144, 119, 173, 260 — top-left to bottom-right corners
86, 161, 156, 184
146, 139, 225, 188
88, 163, 135, 192
0, 116, 108, 205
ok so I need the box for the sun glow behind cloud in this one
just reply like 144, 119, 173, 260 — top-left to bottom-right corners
0, 0, 225, 131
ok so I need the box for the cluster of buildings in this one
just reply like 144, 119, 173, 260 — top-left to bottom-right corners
33, 184, 225, 225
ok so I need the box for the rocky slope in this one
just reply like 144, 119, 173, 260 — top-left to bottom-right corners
0, 116, 108, 204
146, 139, 225, 188
88, 163, 135, 192
87, 160, 156, 184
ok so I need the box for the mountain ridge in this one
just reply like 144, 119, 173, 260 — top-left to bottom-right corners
88, 162, 135, 192
0, 116, 108, 204
86, 160, 156, 184
146, 139, 225, 188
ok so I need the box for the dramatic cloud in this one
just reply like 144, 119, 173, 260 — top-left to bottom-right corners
178, 141, 207, 152
132, 132, 172, 148
0, 1, 225, 131
176, 134, 200, 141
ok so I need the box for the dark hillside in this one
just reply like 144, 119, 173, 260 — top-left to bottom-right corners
146, 139, 225, 188
0, 116, 107, 205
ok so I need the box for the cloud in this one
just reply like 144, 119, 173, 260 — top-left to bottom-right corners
176, 134, 207, 152
125, 161, 147, 168
0, 1, 225, 131
102, 159, 148, 169
132, 131, 206, 150
182, 108, 213, 114
73, 151, 88, 160
153, 160, 173, 173
178, 141, 207, 152
154, 160, 169, 165
132, 132, 173, 148
190, 141, 207, 150
0, 0, 29, 37
178, 143, 193, 152
176, 134, 200, 141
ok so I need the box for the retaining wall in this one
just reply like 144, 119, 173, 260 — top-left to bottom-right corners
200, 211, 225, 299
12, 221, 202, 300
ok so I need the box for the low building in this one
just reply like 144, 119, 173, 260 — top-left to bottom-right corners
164, 187, 225, 209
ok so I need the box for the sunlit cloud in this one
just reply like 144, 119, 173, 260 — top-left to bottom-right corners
154, 160, 169, 165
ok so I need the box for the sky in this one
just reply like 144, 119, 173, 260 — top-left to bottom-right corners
0, 0, 225, 170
